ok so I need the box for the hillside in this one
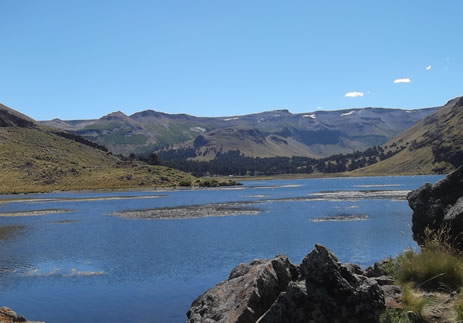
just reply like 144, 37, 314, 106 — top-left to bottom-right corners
0, 104, 195, 194
352, 96, 463, 176
42, 107, 438, 159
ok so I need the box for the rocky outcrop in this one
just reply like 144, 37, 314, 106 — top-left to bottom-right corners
257, 245, 385, 323
0, 307, 43, 323
187, 245, 385, 323
408, 165, 463, 247
0, 107, 35, 128
187, 255, 298, 323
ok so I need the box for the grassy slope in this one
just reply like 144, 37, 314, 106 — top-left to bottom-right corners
351, 97, 463, 176
0, 105, 195, 194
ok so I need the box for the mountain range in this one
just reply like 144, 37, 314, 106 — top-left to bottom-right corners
42, 106, 438, 159
2, 94, 462, 194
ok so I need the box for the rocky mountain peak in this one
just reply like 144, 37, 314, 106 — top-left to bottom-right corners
0, 104, 36, 128
101, 111, 128, 120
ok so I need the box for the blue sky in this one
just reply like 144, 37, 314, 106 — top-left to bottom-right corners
1, 1, 462, 120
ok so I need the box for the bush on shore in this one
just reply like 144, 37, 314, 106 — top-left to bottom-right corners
397, 226, 463, 291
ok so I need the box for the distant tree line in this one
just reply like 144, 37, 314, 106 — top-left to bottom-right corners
153, 145, 404, 177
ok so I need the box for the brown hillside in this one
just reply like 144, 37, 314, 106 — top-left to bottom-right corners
352, 97, 463, 176
0, 104, 194, 194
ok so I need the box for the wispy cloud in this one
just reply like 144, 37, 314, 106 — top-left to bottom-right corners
393, 78, 411, 84
345, 91, 364, 98
426, 65, 432, 70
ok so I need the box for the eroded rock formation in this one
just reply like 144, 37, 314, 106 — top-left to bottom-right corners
187, 255, 297, 323
187, 244, 385, 323
408, 165, 463, 247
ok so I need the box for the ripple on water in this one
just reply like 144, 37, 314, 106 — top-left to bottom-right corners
25, 261, 105, 278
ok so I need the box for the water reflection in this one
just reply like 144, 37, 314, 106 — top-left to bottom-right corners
0, 225, 25, 241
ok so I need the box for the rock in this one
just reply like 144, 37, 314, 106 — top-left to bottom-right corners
365, 258, 393, 278
0, 307, 43, 323
382, 285, 402, 303
188, 245, 385, 323
445, 196, 463, 221
186, 255, 298, 323
0, 307, 25, 323
374, 275, 395, 286
408, 165, 463, 247
258, 244, 385, 323
256, 281, 311, 323
228, 259, 268, 280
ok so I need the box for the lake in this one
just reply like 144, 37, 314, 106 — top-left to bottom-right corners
0, 175, 442, 322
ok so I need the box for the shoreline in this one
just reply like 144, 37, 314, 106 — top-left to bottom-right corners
207, 171, 443, 182
0, 172, 443, 196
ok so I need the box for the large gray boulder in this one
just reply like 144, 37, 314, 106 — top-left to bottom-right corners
257, 244, 385, 323
186, 255, 298, 323
187, 245, 385, 323
408, 165, 463, 247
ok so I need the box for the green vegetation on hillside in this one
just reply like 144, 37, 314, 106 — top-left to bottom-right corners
353, 97, 463, 176
0, 104, 195, 194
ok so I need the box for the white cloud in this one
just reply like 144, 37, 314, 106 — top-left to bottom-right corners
345, 91, 364, 98
393, 78, 411, 84
426, 65, 432, 70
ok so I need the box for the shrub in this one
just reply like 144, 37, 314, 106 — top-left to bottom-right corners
397, 227, 463, 290
178, 179, 192, 187
379, 308, 413, 323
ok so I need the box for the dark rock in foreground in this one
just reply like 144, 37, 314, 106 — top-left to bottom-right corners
187, 244, 385, 323
0, 307, 44, 323
187, 255, 298, 323
408, 165, 463, 247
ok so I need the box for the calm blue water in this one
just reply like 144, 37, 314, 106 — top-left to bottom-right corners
0, 175, 442, 323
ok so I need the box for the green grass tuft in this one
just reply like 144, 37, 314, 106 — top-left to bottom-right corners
455, 292, 463, 322
397, 227, 463, 291
400, 283, 427, 315
397, 249, 463, 290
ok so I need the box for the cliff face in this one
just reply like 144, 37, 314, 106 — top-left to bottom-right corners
408, 166, 463, 247
187, 244, 386, 323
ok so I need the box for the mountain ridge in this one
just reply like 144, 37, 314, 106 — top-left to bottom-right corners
41, 105, 439, 158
